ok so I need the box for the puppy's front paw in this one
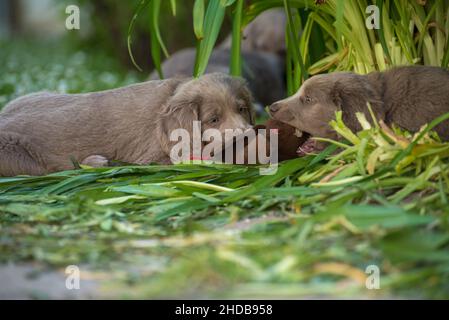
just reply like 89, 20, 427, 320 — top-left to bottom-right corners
81, 155, 109, 168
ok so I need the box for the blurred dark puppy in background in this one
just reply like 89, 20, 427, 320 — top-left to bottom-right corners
269, 66, 449, 156
218, 9, 286, 58
150, 48, 285, 107
150, 9, 287, 108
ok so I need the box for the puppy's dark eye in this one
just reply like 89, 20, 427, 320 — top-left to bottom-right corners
305, 96, 312, 103
210, 117, 219, 124
239, 106, 247, 113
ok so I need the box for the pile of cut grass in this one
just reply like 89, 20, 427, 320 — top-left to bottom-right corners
1, 110, 449, 298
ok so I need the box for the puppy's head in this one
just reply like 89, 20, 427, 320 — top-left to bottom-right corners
219, 9, 286, 58
268, 72, 384, 154
158, 73, 255, 156
244, 9, 286, 57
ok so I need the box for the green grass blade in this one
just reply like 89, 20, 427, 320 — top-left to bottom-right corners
170, 0, 177, 16
193, 0, 205, 40
194, 0, 227, 77
127, 0, 151, 72
230, 0, 244, 76
283, 0, 308, 89
149, 0, 166, 78
376, 0, 392, 65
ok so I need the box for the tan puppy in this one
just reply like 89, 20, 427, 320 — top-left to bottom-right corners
0, 73, 254, 176
269, 66, 449, 155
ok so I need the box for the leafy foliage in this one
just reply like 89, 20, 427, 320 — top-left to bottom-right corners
137, 0, 449, 93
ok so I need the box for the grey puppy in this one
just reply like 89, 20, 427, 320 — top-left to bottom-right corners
150, 9, 287, 107
218, 9, 286, 57
150, 48, 285, 106
269, 66, 449, 155
0, 73, 254, 176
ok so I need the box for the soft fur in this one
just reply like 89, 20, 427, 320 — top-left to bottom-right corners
218, 9, 286, 57
150, 48, 285, 106
0, 73, 254, 176
269, 66, 449, 152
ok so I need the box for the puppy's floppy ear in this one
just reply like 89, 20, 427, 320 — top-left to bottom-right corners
230, 77, 256, 125
331, 76, 384, 132
158, 93, 202, 156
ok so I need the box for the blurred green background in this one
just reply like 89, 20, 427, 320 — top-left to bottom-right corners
0, 0, 234, 108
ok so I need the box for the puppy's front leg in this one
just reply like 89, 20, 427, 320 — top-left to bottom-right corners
81, 155, 110, 168
0, 132, 47, 176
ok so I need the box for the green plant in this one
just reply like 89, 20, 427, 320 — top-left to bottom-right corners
130, 0, 449, 93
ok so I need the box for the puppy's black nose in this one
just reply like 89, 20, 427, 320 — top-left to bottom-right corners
269, 103, 280, 114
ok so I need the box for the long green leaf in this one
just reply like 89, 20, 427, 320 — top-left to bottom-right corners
127, 0, 151, 72
194, 0, 227, 77
230, 0, 244, 76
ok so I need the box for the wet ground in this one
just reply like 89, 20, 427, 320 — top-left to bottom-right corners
0, 263, 99, 299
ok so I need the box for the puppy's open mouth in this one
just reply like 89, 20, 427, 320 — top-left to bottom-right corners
294, 129, 316, 156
